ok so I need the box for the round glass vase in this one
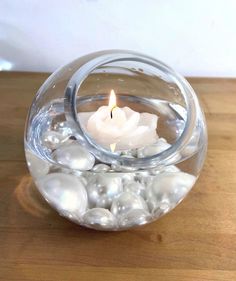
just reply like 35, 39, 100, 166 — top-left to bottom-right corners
24, 50, 207, 231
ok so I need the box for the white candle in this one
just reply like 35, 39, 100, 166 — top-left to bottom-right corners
78, 90, 158, 150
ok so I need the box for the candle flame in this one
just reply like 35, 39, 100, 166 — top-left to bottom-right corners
110, 143, 116, 152
108, 89, 117, 111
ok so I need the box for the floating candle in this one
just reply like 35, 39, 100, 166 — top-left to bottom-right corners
79, 90, 159, 150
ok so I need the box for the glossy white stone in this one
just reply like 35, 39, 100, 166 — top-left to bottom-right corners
83, 208, 117, 230
163, 165, 180, 173
150, 164, 180, 175
119, 209, 152, 228
134, 171, 154, 188
26, 150, 50, 179
111, 192, 148, 218
86, 174, 123, 208
146, 171, 196, 214
53, 142, 95, 170
111, 163, 138, 172
42, 130, 69, 149
92, 164, 110, 172
53, 121, 74, 137
137, 138, 171, 158
121, 173, 135, 185
124, 181, 146, 198
36, 173, 88, 217
120, 149, 137, 158
138, 138, 181, 164
79, 176, 88, 186
151, 199, 171, 218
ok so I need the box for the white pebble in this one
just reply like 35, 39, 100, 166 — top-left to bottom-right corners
53, 142, 95, 170
77, 176, 88, 186
26, 150, 50, 179
120, 149, 137, 158
135, 172, 154, 187
124, 181, 146, 198
111, 163, 138, 172
119, 209, 152, 228
150, 165, 180, 175
42, 130, 69, 149
83, 208, 117, 230
121, 173, 135, 185
151, 200, 171, 218
86, 174, 123, 208
36, 173, 88, 217
163, 165, 180, 173
111, 192, 148, 218
146, 171, 196, 215
138, 138, 181, 164
92, 164, 110, 172
137, 138, 170, 158
53, 121, 74, 137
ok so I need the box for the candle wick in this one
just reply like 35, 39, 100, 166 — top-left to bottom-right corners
110, 106, 116, 119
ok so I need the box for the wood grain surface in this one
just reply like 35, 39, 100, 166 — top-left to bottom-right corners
0, 72, 236, 281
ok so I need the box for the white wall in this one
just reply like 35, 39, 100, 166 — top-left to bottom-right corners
0, 0, 235, 76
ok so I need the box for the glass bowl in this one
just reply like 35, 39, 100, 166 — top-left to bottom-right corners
24, 50, 207, 231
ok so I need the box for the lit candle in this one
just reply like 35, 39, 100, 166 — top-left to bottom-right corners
79, 90, 158, 150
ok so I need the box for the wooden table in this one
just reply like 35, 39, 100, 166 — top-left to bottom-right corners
0, 72, 236, 281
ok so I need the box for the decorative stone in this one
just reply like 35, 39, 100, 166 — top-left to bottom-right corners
123, 181, 146, 198
111, 154, 137, 172
119, 209, 152, 228
146, 171, 196, 215
42, 130, 69, 149
120, 149, 137, 158
25, 150, 50, 179
150, 164, 180, 175
111, 192, 148, 218
53, 142, 95, 170
36, 173, 88, 217
135, 172, 154, 188
53, 121, 74, 137
79, 176, 88, 186
151, 199, 171, 218
86, 174, 123, 208
138, 138, 181, 165
163, 165, 180, 173
137, 138, 171, 158
148, 166, 163, 176
121, 173, 135, 185
111, 163, 138, 172
92, 164, 110, 172
83, 208, 117, 230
